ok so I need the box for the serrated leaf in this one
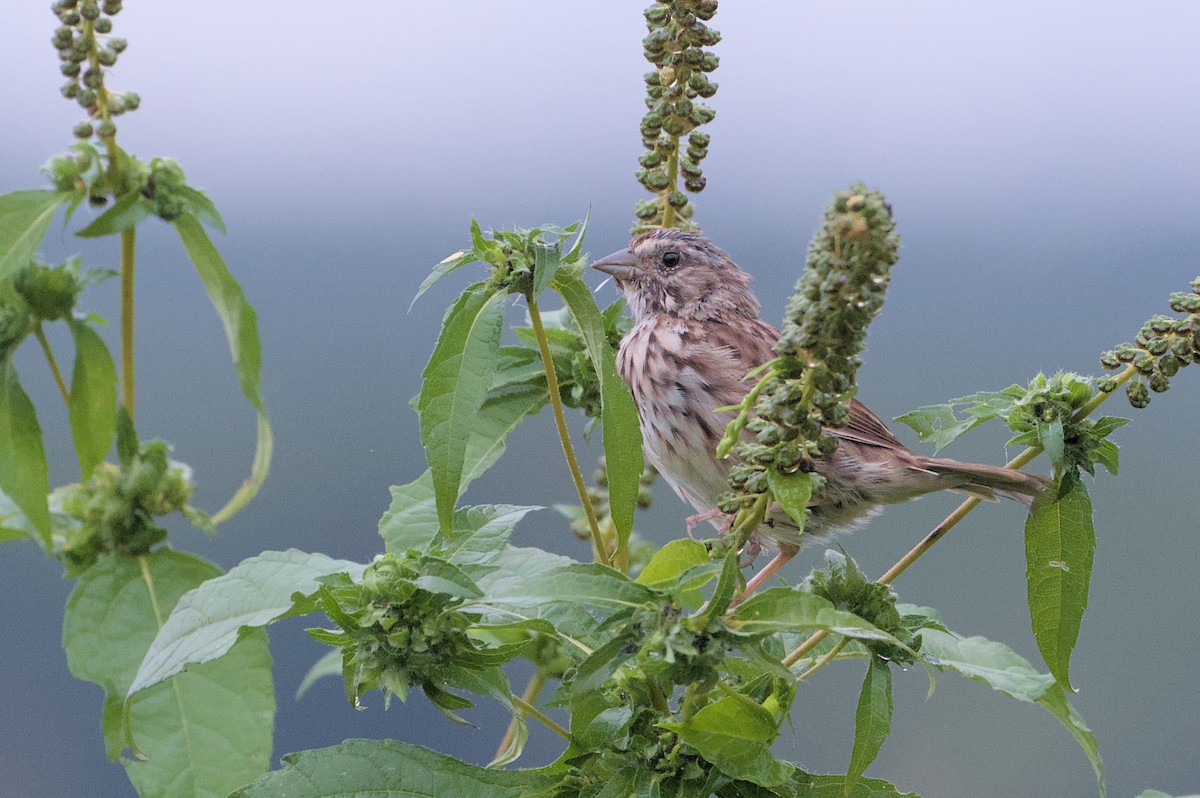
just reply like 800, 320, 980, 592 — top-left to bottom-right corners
480, 562, 655, 612
1037, 418, 1065, 471
552, 271, 642, 557
916, 628, 1103, 795
229, 740, 534, 798
175, 212, 273, 524
63, 550, 274, 797
75, 189, 154, 238
128, 550, 365, 695
0, 363, 50, 547
785, 772, 922, 797
1025, 479, 1094, 692
417, 283, 507, 532
768, 469, 813, 529
67, 318, 117, 481
0, 189, 71, 281
660, 695, 791, 787
846, 657, 893, 794
696, 551, 741, 626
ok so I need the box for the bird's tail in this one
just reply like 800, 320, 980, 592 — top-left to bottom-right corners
919, 457, 1052, 506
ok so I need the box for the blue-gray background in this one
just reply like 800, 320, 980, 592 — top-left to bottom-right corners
1, 2, 1197, 796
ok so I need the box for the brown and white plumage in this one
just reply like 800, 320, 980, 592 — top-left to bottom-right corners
593, 229, 1048, 583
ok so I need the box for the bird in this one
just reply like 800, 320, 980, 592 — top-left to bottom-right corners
591, 228, 1050, 597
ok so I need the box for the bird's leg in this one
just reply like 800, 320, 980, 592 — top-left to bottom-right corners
730, 543, 799, 607
685, 507, 728, 540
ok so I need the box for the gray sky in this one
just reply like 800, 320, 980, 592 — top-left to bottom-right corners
2, 3, 1199, 797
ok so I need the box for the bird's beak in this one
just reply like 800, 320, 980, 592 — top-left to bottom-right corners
591, 248, 638, 281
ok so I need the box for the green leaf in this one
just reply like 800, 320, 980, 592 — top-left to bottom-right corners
128, 550, 366, 695
729, 588, 904, 646
636, 538, 710, 587
178, 184, 226, 233
411, 249, 476, 310
696, 551, 741, 626
481, 562, 655, 613
1036, 418, 1065, 471
174, 212, 273, 524
125, 634, 273, 797
894, 390, 1017, 453
0, 363, 50, 547
67, 318, 117, 481
531, 243, 561, 299
767, 469, 813, 529
1136, 792, 1200, 798
552, 270, 642, 556
0, 189, 71, 281
75, 189, 154, 238
230, 740, 534, 798
916, 628, 1103, 795
1025, 479, 1094, 691
846, 658, 893, 794
660, 695, 791, 787
417, 283, 507, 532
63, 550, 274, 797
787, 772, 922, 797
378, 473, 537, 567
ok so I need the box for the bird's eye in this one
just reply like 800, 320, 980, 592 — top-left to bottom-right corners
662, 251, 681, 269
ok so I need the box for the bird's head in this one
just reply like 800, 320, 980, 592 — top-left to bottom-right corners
591, 229, 759, 322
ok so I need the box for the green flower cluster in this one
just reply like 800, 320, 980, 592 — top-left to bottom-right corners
805, 552, 930, 663
51, 0, 137, 140
634, 0, 720, 232
14, 259, 83, 322
1098, 276, 1200, 408
310, 553, 490, 711
721, 187, 899, 513
54, 440, 199, 575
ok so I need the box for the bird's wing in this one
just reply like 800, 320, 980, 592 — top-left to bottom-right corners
838, 398, 906, 449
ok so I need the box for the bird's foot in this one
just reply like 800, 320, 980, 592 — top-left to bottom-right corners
685, 507, 728, 540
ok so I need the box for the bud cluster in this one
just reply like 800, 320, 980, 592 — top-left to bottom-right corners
1098, 276, 1200, 408
53, 441, 197, 575
805, 551, 927, 663
310, 553, 482, 709
633, 1, 720, 232
722, 187, 899, 512
1, 258, 92, 360
51, 0, 138, 141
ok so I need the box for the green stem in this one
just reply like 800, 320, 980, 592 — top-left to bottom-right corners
781, 364, 1137, 667
661, 137, 680, 229
119, 227, 136, 418
34, 324, 70, 406
527, 295, 610, 564
496, 671, 547, 761
510, 692, 571, 742
793, 637, 849, 682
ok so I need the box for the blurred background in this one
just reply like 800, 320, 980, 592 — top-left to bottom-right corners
1, 2, 1198, 796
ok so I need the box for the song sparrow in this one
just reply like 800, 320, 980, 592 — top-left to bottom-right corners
592, 229, 1049, 593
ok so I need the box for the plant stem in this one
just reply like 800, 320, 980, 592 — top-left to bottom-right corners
34, 324, 70, 406
794, 637, 849, 682
781, 365, 1136, 668
495, 671, 546, 761
510, 691, 571, 742
661, 138, 680, 229
119, 227, 136, 417
527, 294, 610, 564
